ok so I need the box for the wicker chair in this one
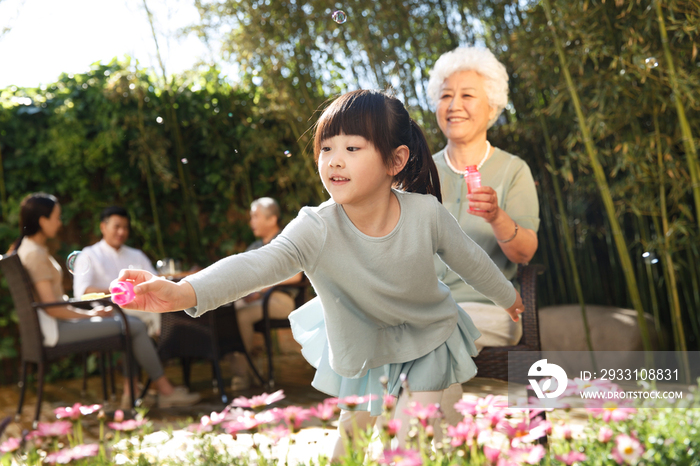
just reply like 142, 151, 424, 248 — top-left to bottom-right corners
253, 276, 310, 388
0, 253, 135, 427
472, 263, 545, 384
154, 303, 264, 404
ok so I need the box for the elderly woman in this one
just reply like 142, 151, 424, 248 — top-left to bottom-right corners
427, 46, 540, 352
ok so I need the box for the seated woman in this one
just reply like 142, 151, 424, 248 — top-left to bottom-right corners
426, 46, 540, 352
7, 193, 200, 409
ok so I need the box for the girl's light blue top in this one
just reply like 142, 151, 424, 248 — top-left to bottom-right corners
184, 190, 516, 378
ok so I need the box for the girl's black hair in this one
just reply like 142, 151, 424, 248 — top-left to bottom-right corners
313, 89, 442, 203
7, 193, 57, 254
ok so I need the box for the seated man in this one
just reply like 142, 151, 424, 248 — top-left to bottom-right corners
232, 197, 303, 390
73, 206, 160, 337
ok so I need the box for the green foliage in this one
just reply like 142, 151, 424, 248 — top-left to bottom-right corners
0, 59, 325, 382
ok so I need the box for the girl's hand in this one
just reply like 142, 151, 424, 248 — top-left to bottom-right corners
505, 290, 525, 322
113, 269, 197, 313
467, 186, 500, 223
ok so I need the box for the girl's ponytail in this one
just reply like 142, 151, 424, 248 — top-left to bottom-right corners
394, 119, 442, 203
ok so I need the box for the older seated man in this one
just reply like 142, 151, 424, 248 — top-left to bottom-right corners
231, 197, 303, 390
73, 206, 160, 337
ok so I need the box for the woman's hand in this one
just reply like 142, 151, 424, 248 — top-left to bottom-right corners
466, 186, 500, 223
114, 269, 197, 313
504, 290, 525, 322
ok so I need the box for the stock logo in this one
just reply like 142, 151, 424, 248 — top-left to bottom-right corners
528, 359, 568, 399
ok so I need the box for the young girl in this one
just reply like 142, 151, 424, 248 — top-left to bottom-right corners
117, 89, 523, 457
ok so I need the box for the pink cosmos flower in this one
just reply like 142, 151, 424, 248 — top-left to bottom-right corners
598, 426, 614, 443
378, 447, 423, 466
108, 419, 147, 431
385, 419, 402, 436
403, 401, 441, 428
482, 409, 506, 429
191, 410, 228, 434
499, 417, 550, 445
483, 445, 501, 464
53, 403, 102, 420
383, 394, 397, 410
310, 399, 339, 422
78, 404, 102, 416
54, 403, 82, 420
507, 444, 546, 465
113, 410, 124, 422
277, 406, 312, 431
455, 394, 505, 416
447, 418, 479, 448
586, 400, 636, 422
264, 425, 291, 444
337, 394, 378, 409
558, 423, 573, 441
224, 411, 273, 434
555, 450, 587, 465
231, 390, 285, 410
611, 434, 644, 465
44, 444, 99, 464
0, 437, 20, 453
35, 421, 73, 438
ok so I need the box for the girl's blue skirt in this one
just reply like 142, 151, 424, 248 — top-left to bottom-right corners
289, 297, 481, 416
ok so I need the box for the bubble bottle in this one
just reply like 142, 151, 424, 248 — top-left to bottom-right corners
465, 165, 482, 212
109, 281, 136, 306
465, 165, 482, 193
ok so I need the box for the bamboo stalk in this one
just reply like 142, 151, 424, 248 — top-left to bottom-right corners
535, 91, 595, 354
0, 143, 7, 221
542, 0, 653, 351
653, 109, 690, 380
636, 214, 665, 350
136, 87, 166, 260
687, 245, 700, 340
537, 157, 572, 302
143, 0, 203, 261
655, 0, 700, 229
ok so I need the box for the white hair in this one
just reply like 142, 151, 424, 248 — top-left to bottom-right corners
426, 47, 509, 128
251, 197, 280, 221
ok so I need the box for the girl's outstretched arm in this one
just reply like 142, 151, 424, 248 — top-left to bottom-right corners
115, 269, 197, 313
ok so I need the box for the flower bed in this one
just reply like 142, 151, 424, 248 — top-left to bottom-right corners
1, 379, 698, 465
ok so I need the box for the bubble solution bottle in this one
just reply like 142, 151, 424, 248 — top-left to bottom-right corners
465, 165, 482, 211
465, 165, 481, 193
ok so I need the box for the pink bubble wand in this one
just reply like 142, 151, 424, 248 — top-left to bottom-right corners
108, 281, 136, 306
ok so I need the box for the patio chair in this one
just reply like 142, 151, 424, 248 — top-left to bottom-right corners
0, 253, 135, 427
253, 276, 311, 388
153, 303, 265, 404
472, 263, 545, 384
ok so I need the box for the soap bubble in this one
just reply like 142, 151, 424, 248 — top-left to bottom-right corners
181, 158, 188, 164
645, 57, 658, 68
284, 150, 291, 157
642, 251, 658, 265
332, 10, 347, 24
66, 251, 91, 275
